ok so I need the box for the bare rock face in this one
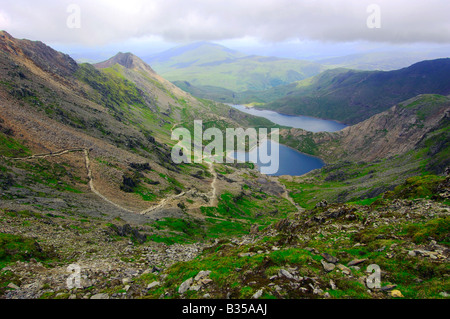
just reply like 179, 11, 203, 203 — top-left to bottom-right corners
282, 94, 450, 164
0, 31, 79, 78
94, 52, 157, 75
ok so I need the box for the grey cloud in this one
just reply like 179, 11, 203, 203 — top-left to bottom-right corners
1, 0, 450, 45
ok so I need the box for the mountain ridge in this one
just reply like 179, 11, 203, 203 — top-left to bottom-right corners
146, 41, 328, 92
257, 58, 450, 124
94, 52, 157, 73
279, 94, 449, 165
0, 32, 449, 301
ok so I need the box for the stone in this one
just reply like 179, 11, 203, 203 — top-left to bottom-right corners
7, 283, 20, 290
390, 290, 404, 298
347, 259, 367, 267
178, 278, 193, 294
381, 285, 397, 292
252, 289, 264, 299
147, 281, 161, 289
336, 264, 351, 275
330, 280, 337, 290
321, 260, 336, 272
194, 270, 211, 281
315, 200, 328, 208
189, 285, 201, 291
198, 278, 213, 286
322, 253, 339, 264
90, 293, 109, 299
279, 269, 294, 280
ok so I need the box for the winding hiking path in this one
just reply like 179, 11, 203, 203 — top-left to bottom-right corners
3, 146, 220, 215
4, 148, 135, 213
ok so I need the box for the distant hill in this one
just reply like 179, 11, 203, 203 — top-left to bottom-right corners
319, 49, 450, 71
257, 59, 450, 124
146, 42, 328, 92
279, 93, 450, 179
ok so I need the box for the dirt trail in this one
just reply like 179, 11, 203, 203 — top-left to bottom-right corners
4, 148, 136, 213
139, 159, 218, 215
205, 159, 218, 207
278, 179, 304, 213
82, 149, 135, 213
3, 146, 220, 215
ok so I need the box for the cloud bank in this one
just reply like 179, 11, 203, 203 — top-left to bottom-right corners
1, 0, 449, 45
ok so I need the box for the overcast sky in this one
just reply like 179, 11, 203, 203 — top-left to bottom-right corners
1, 0, 449, 60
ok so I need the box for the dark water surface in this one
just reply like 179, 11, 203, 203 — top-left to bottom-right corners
229, 104, 347, 175
230, 140, 325, 176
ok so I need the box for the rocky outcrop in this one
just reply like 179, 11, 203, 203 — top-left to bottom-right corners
282, 94, 450, 163
0, 31, 79, 78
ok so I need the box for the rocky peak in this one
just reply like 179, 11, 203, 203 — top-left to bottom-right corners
94, 52, 156, 74
0, 30, 78, 77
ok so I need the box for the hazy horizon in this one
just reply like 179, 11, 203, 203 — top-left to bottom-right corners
1, 0, 449, 63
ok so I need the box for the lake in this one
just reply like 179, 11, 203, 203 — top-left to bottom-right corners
229, 104, 347, 176
229, 140, 325, 177
231, 104, 347, 132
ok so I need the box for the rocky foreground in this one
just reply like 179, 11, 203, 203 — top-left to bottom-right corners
1, 176, 449, 299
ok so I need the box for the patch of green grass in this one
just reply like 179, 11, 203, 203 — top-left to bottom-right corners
134, 185, 158, 201
148, 216, 251, 245
384, 175, 446, 200
13, 159, 83, 193
268, 248, 316, 266
328, 280, 370, 299
0, 233, 55, 269
348, 196, 381, 206
402, 217, 450, 244
0, 133, 31, 157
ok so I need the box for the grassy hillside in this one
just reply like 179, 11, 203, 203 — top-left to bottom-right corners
0, 32, 448, 301
256, 59, 450, 124
147, 42, 327, 92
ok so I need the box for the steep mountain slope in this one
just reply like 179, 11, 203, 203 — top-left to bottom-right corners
147, 42, 327, 92
0, 32, 448, 301
280, 94, 449, 163
0, 31, 280, 217
277, 94, 449, 206
255, 59, 450, 124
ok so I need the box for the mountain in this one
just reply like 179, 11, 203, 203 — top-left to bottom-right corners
281, 94, 450, 163
0, 31, 277, 215
95, 51, 156, 70
0, 31, 449, 301
277, 94, 450, 208
319, 49, 450, 71
146, 42, 328, 92
254, 59, 450, 124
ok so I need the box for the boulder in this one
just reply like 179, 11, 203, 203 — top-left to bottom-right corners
178, 278, 193, 294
